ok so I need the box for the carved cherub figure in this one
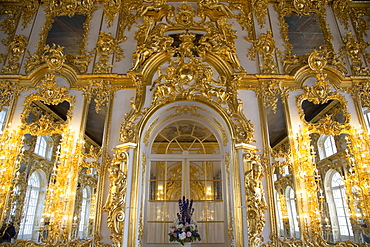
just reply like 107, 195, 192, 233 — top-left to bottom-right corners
131, 23, 173, 71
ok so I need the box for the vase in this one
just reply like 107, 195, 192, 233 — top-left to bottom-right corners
183, 242, 191, 247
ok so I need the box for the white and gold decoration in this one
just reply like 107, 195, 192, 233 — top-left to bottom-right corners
0, 0, 369, 246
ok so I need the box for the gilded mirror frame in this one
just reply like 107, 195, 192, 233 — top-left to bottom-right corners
25, 2, 96, 74
274, 0, 342, 75
287, 77, 370, 245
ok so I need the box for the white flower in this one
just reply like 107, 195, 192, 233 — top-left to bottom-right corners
177, 223, 184, 229
189, 224, 195, 230
179, 232, 186, 240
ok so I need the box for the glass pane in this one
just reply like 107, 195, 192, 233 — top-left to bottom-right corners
151, 120, 220, 154
149, 161, 182, 201
189, 161, 222, 201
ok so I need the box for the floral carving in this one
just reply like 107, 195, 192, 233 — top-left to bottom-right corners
244, 151, 267, 247
1, 35, 28, 74
43, 44, 66, 72
48, 0, 94, 17
341, 32, 369, 76
21, 0, 39, 29
103, 151, 128, 247
103, 0, 121, 28
247, 30, 278, 74
0, 81, 19, 110
93, 32, 126, 74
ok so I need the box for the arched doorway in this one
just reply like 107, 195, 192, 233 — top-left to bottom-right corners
139, 102, 234, 247
145, 120, 226, 246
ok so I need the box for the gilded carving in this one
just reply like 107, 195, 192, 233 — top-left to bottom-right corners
93, 32, 126, 74
116, 2, 137, 41
36, 74, 70, 105
21, 0, 39, 29
173, 2, 196, 29
244, 151, 267, 247
229, 2, 254, 40
20, 73, 75, 131
252, 0, 268, 28
1, 35, 28, 74
340, 32, 369, 76
103, 0, 121, 28
199, 22, 244, 72
350, 7, 370, 47
332, 0, 350, 29
274, 0, 345, 75
258, 80, 288, 114
351, 79, 370, 108
43, 44, 66, 72
0, 81, 20, 110
131, 23, 174, 72
0, 5, 21, 36
48, 0, 94, 17
247, 30, 278, 74
103, 151, 128, 247
25, 1, 95, 74
197, 0, 234, 34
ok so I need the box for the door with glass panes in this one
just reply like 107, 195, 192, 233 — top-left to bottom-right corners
145, 120, 227, 246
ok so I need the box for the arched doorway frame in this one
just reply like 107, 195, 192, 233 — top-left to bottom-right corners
139, 101, 235, 247
107, 96, 265, 247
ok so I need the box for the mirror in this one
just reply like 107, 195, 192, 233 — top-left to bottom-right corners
267, 95, 301, 240
284, 13, 325, 56
0, 78, 102, 245
9, 133, 62, 241
70, 95, 106, 242
269, 81, 370, 245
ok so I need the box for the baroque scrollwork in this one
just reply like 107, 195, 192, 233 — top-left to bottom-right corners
47, 0, 94, 17
1, 35, 28, 74
0, 81, 21, 110
244, 150, 267, 247
332, 0, 350, 29
340, 32, 369, 76
93, 32, 126, 74
21, 0, 40, 29
274, 0, 347, 75
103, 151, 128, 247
258, 80, 288, 114
20, 73, 75, 130
247, 30, 278, 74
103, 0, 121, 28
351, 79, 370, 108
25, 0, 95, 74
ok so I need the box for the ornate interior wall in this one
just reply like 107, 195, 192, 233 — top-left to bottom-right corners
0, 0, 369, 246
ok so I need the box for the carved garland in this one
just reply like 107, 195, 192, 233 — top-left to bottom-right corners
103, 151, 128, 247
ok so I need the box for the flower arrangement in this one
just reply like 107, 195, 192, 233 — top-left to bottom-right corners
168, 197, 201, 245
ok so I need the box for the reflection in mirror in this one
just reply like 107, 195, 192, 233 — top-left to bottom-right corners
296, 92, 370, 244
0, 106, 9, 133
273, 152, 301, 240
70, 95, 106, 241
284, 13, 325, 56
46, 15, 87, 56
309, 132, 358, 243
266, 94, 302, 240
10, 133, 61, 241
71, 166, 98, 240
23, 100, 71, 126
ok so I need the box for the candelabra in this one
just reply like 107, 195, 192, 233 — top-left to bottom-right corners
40, 128, 83, 245
294, 126, 322, 242
344, 127, 370, 237
0, 129, 24, 224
